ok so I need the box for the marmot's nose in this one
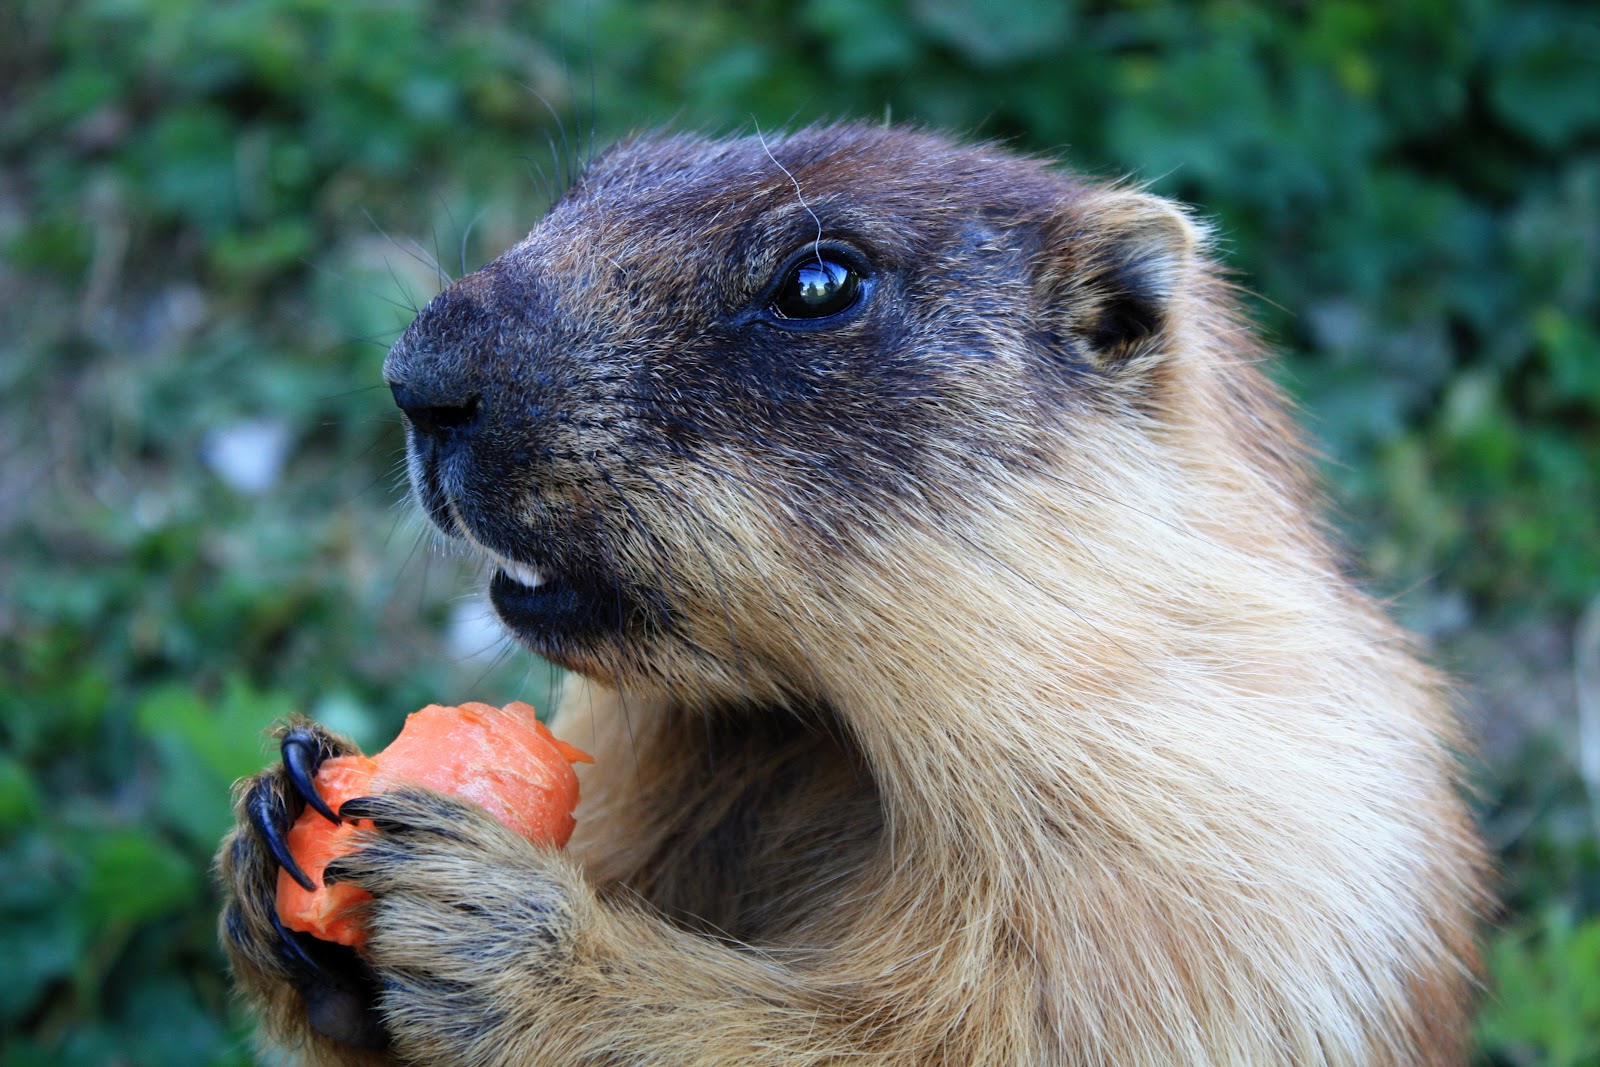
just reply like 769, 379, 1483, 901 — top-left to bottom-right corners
389, 381, 483, 447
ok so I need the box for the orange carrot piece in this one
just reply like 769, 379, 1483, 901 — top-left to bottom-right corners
274, 701, 591, 948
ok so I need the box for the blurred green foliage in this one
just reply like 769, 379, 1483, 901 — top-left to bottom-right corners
1, 0, 1597, 1062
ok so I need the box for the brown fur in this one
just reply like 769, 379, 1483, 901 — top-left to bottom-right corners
218, 125, 1486, 1064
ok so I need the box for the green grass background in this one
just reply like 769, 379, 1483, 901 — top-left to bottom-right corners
2, 0, 1598, 1062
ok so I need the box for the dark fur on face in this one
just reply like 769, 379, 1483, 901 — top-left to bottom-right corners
384, 125, 1187, 688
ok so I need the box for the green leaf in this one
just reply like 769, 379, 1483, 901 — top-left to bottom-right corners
78, 828, 200, 931
1535, 307, 1600, 406
117, 977, 250, 1066
0, 756, 40, 834
134, 679, 293, 847
1488, 15, 1600, 148
909, 0, 1073, 67
0, 835, 84, 1026
135, 679, 286, 785
1478, 911, 1600, 1065
130, 104, 242, 231
803, 0, 919, 75
210, 221, 315, 283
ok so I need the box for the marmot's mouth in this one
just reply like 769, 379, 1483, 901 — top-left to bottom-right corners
439, 504, 664, 674
484, 552, 661, 675
489, 566, 607, 662
496, 559, 547, 593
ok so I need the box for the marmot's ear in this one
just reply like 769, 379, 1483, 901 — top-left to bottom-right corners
1039, 190, 1203, 370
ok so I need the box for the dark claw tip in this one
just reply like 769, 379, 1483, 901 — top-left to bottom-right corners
248, 786, 317, 892
336, 795, 410, 836
270, 908, 325, 976
282, 728, 340, 825
336, 795, 381, 822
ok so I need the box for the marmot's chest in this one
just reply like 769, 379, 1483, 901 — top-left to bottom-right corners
602, 715, 885, 943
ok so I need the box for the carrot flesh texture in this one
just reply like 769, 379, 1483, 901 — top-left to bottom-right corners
273, 701, 592, 948
273, 756, 379, 947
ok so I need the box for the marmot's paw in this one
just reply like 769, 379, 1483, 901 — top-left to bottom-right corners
218, 723, 391, 1050
323, 789, 577, 1060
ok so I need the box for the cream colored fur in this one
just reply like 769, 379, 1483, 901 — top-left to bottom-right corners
218, 133, 1484, 1066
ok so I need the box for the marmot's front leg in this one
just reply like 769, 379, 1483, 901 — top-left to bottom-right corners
221, 726, 854, 1067
316, 790, 858, 1066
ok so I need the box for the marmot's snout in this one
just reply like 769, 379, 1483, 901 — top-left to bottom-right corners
384, 271, 660, 667
384, 281, 515, 538
387, 381, 482, 455
384, 281, 493, 423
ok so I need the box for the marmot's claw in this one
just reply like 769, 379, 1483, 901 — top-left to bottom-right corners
282, 726, 341, 824
224, 721, 388, 1049
269, 908, 325, 976
248, 781, 316, 892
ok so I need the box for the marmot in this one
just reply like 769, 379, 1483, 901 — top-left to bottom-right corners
218, 124, 1487, 1065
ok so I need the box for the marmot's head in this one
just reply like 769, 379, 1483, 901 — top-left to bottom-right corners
384, 125, 1223, 702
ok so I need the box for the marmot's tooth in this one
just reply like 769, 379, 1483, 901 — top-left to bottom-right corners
502, 561, 546, 590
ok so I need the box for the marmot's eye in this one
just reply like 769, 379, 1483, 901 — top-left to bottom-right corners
772, 256, 862, 319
